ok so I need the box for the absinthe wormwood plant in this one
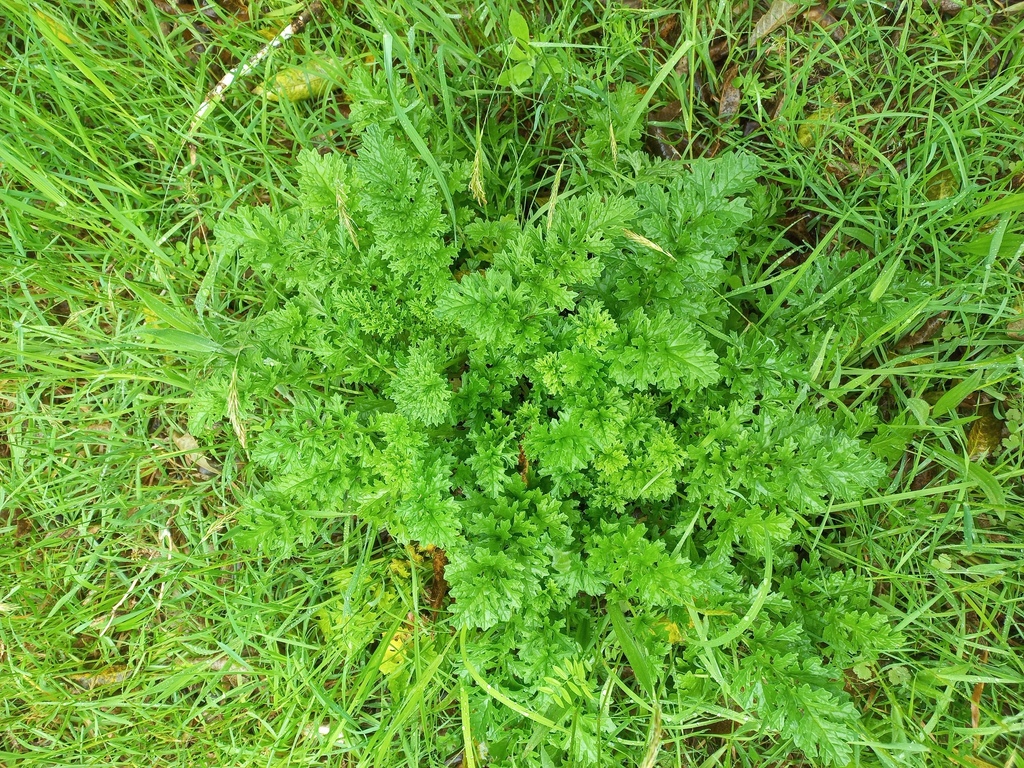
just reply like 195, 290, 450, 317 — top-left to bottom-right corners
196, 126, 900, 764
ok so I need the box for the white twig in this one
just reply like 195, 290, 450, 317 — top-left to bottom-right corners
99, 576, 139, 637
188, 0, 324, 136
155, 524, 174, 611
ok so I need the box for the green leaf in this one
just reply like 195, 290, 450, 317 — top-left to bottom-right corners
507, 43, 532, 62
536, 53, 563, 76
694, 545, 773, 649
965, 462, 1006, 507
906, 397, 931, 425
953, 191, 1024, 221
621, 38, 693, 143
527, 413, 596, 475
508, 9, 531, 44
390, 343, 452, 427
609, 310, 719, 390
382, 33, 457, 246
497, 60, 534, 88
198, 119, 898, 765
132, 283, 205, 335
868, 253, 901, 303
786, 683, 859, 765
138, 328, 224, 354
460, 628, 567, 732
607, 601, 656, 696
932, 370, 984, 418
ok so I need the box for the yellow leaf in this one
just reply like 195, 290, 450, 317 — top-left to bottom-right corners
925, 169, 959, 201
962, 757, 1001, 768
967, 407, 1003, 461
379, 630, 410, 675
656, 619, 685, 645
797, 107, 837, 148
35, 9, 76, 45
255, 57, 346, 103
258, 25, 305, 54
69, 666, 130, 690
405, 543, 429, 564
141, 306, 161, 327
227, 365, 247, 451
389, 558, 411, 579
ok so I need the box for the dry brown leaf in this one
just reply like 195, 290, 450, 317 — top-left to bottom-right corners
825, 159, 874, 185
639, 702, 663, 768
894, 310, 949, 352
172, 432, 220, 476
749, 0, 802, 47
718, 64, 742, 120
657, 15, 679, 44
647, 125, 682, 160
708, 39, 731, 62
967, 407, 1003, 461
430, 547, 449, 612
970, 646, 990, 738
997, 1, 1024, 19
1008, 301, 1024, 340
804, 5, 845, 40
69, 656, 249, 693
926, 0, 963, 16
970, 681, 984, 728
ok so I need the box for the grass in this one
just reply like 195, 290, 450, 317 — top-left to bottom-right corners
2, 0, 1023, 765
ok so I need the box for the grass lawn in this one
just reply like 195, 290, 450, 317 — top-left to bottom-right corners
2, 0, 1023, 765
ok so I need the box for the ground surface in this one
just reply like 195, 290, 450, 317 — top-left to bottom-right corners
2, 1, 1023, 766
